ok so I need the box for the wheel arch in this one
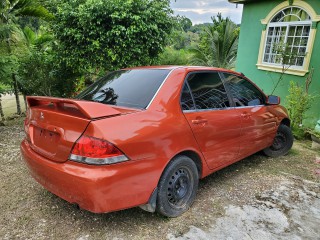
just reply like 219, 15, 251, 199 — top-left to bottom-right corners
139, 149, 203, 213
171, 150, 204, 178
280, 118, 290, 127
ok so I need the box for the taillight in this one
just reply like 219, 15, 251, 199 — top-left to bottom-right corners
69, 135, 129, 165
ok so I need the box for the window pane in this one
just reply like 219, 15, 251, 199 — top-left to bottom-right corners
267, 27, 274, 36
299, 47, 306, 54
293, 37, 301, 46
287, 36, 294, 46
288, 26, 296, 36
272, 11, 284, 22
271, 7, 311, 22
301, 37, 308, 46
266, 37, 272, 44
265, 45, 271, 54
296, 26, 303, 36
76, 69, 170, 109
181, 84, 195, 111
274, 54, 282, 64
302, 26, 310, 36
223, 74, 265, 107
291, 46, 299, 55
187, 72, 230, 110
296, 57, 304, 66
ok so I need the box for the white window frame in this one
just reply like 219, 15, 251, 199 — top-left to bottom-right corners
262, 7, 312, 70
256, 1, 320, 76
262, 21, 311, 69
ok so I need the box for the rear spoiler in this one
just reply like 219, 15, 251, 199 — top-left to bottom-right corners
27, 96, 121, 119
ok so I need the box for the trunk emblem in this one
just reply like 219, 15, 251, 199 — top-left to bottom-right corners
40, 112, 44, 120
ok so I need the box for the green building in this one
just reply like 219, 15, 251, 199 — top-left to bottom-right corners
229, 0, 320, 127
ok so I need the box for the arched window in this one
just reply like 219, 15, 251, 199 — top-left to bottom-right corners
263, 7, 311, 68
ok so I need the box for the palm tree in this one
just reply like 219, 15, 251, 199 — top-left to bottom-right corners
190, 13, 239, 69
0, 0, 52, 115
19, 26, 54, 109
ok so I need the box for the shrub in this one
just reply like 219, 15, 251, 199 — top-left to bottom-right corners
286, 81, 316, 138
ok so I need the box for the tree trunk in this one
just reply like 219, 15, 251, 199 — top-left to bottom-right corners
12, 73, 22, 115
6, 38, 22, 115
23, 94, 27, 110
0, 95, 5, 121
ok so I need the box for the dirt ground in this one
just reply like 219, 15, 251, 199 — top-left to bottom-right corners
0, 118, 319, 240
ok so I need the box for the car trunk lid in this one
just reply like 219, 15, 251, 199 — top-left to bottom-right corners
24, 96, 126, 163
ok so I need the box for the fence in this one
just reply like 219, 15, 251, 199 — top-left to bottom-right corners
0, 94, 26, 120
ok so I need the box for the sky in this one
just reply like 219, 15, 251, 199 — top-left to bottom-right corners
170, 0, 243, 25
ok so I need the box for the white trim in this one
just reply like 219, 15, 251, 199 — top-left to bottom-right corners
256, 63, 308, 76
146, 68, 176, 109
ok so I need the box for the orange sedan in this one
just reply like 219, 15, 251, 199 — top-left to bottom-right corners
21, 66, 293, 217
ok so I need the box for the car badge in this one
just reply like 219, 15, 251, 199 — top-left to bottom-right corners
40, 112, 44, 120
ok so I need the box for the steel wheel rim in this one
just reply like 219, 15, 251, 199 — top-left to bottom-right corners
167, 167, 192, 208
271, 131, 287, 151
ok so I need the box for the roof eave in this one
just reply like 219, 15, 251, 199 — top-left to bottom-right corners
228, 0, 259, 3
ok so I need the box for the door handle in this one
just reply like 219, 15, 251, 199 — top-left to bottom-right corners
192, 119, 208, 124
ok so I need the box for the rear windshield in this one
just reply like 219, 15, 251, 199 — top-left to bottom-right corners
76, 69, 171, 109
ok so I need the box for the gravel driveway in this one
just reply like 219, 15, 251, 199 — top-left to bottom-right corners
0, 118, 319, 240
168, 177, 320, 240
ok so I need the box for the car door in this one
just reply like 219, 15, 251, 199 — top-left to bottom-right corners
221, 73, 277, 158
181, 71, 242, 170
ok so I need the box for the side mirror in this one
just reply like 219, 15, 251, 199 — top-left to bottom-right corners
267, 95, 280, 105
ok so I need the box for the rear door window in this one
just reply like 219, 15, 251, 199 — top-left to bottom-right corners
76, 69, 171, 109
185, 72, 230, 110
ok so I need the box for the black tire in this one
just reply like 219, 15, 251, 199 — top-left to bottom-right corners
156, 155, 199, 217
263, 124, 293, 157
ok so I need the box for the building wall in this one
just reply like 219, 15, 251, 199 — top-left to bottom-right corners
236, 0, 320, 127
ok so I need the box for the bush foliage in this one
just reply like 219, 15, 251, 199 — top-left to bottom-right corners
51, 0, 174, 71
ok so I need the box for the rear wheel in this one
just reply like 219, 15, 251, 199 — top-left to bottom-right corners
263, 124, 293, 157
156, 155, 198, 217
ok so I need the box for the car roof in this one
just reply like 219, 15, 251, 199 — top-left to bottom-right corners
123, 66, 242, 75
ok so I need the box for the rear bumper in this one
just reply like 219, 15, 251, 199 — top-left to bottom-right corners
20, 139, 162, 213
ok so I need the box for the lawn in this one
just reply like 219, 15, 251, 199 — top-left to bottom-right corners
1, 94, 26, 118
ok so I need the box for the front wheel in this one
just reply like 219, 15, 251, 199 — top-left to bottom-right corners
263, 124, 293, 157
156, 155, 199, 217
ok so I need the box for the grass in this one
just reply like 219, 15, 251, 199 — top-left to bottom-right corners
1, 94, 26, 117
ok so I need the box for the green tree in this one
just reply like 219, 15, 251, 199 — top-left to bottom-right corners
158, 46, 192, 65
169, 30, 199, 50
190, 13, 239, 69
189, 23, 209, 34
18, 27, 80, 98
0, 0, 52, 114
49, 0, 174, 72
175, 15, 192, 32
